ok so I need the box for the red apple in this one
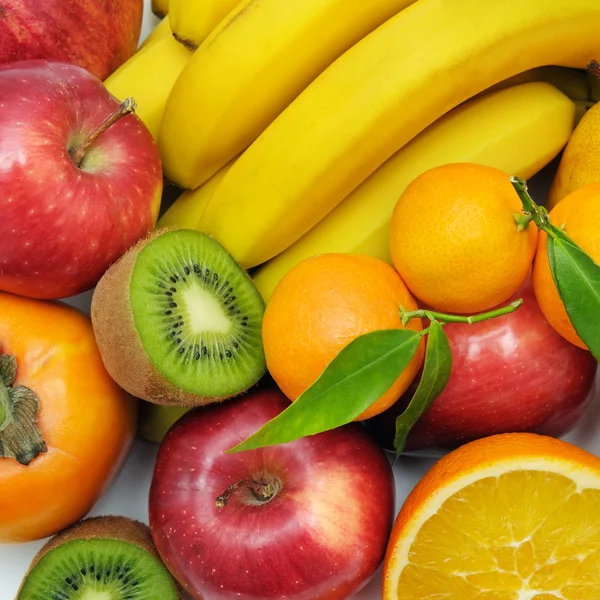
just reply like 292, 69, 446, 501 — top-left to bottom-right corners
149, 389, 395, 600
0, 60, 162, 300
0, 0, 142, 80
367, 277, 597, 452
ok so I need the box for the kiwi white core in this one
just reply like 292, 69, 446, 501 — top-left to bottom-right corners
81, 591, 111, 600
184, 283, 232, 334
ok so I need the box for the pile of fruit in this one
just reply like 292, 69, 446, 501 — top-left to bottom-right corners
2, 0, 600, 598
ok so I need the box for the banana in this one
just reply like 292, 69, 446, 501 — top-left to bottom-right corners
160, 0, 418, 189
197, 0, 600, 270
140, 15, 172, 50
482, 66, 591, 102
152, 0, 169, 18
158, 160, 236, 229
104, 35, 192, 141
253, 82, 576, 301
139, 404, 191, 444
169, 0, 241, 50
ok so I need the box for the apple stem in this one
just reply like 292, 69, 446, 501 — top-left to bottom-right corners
216, 479, 277, 508
70, 97, 137, 167
400, 298, 523, 327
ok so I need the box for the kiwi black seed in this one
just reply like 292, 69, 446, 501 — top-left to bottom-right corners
91, 228, 267, 406
17, 516, 180, 600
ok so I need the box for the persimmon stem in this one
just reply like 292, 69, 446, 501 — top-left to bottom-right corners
400, 298, 523, 327
216, 479, 277, 508
70, 97, 136, 167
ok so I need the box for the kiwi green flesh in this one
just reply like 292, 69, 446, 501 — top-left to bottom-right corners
129, 229, 267, 398
18, 538, 179, 600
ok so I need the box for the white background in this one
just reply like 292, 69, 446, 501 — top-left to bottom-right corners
1, 3, 600, 599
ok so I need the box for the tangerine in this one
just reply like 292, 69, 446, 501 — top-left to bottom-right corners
261, 253, 424, 420
533, 181, 600, 349
390, 163, 538, 313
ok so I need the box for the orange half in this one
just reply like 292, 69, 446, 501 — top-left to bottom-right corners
383, 433, 600, 600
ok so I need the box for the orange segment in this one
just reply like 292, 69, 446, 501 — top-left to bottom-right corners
383, 433, 600, 600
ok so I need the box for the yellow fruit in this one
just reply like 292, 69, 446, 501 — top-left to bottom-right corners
383, 432, 600, 600
253, 82, 575, 302
152, 0, 169, 18
198, 0, 600, 269
169, 0, 241, 49
262, 254, 424, 421
390, 163, 538, 314
104, 35, 192, 140
160, 0, 417, 189
139, 15, 172, 50
548, 101, 600, 208
533, 182, 600, 349
158, 161, 235, 229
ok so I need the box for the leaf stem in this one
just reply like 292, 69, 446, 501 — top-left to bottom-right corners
510, 176, 557, 240
400, 298, 523, 327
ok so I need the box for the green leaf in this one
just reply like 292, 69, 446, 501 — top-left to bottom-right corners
548, 234, 600, 362
393, 320, 452, 458
228, 329, 422, 453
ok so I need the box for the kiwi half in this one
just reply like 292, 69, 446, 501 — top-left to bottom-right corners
17, 516, 180, 599
91, 228, 266, 406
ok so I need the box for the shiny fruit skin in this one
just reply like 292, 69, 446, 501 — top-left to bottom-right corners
390, 163, 538, 313
0, 0, 142, 80
252, 81, 576, 302
0, 292, 137, 543
0, 60, 162, 300
367, 278, 597, 452
533, 181, 600, 349
548, 101, 600, 208
149, 389, 395, 600
194, 0, 600, 269
262, 254, 424, 420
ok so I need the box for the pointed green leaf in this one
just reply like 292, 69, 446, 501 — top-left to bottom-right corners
548, 234, 600, 362
228, 329, 422, 453
0, 354, 16, 387
394, 320, 452, 458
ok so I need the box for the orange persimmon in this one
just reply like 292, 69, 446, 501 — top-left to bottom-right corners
0, 292, 137, 543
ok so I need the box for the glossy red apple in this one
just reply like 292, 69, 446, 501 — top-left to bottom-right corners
367, 277, 597, 452
0, 0, 142, 80
149, 389, 395, 600
0, 60, 162, 299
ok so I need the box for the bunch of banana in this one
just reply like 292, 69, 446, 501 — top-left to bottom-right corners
162, 0, 600, 270
159, 0, 419, 189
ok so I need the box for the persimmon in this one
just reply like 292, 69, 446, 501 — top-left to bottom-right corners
0, 292, 137, 543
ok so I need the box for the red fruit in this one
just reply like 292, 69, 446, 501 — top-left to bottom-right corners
0, 0, 143, 80
0, 60, 162, 300
149, 389, 395, 600
367, 277, 597, 452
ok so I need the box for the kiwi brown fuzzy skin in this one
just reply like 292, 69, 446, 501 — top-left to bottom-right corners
91, 227, 247, 407
17, 516, 182, 599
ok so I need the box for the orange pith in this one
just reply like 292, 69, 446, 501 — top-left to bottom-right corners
383, 433, 600, 600
262, 253, 424, 420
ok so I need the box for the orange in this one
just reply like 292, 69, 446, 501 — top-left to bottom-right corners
390, 163, 538, 314
383, 432, 600, 599
262, 253, 424, 420
533, 182, 600, 349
